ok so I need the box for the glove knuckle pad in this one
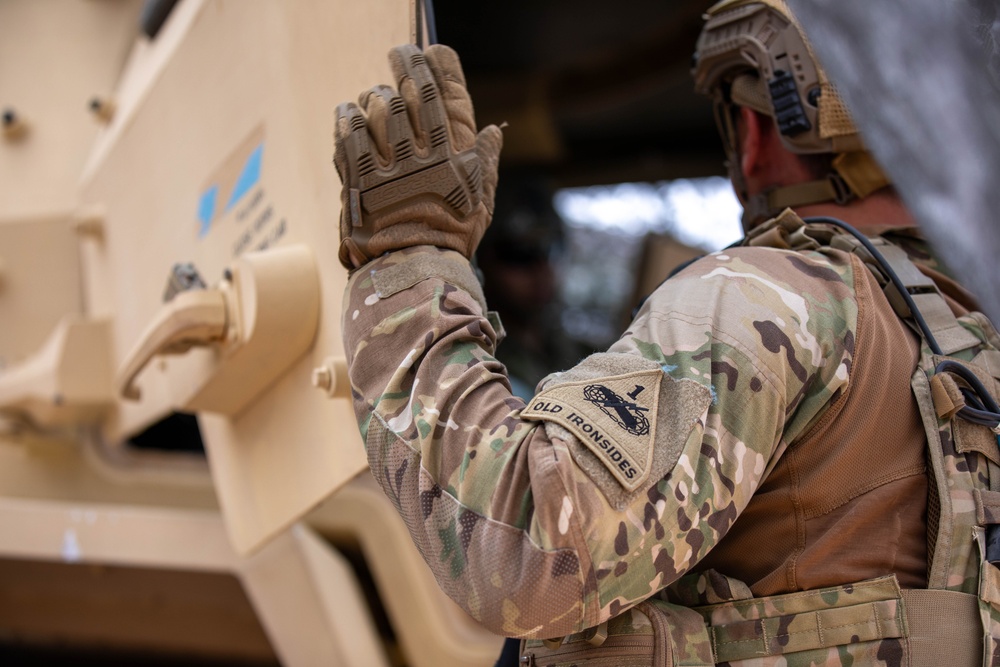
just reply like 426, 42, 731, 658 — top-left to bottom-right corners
335, 45, 501, 269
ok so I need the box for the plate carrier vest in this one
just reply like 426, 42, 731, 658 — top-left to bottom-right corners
520, 211, 1000, 667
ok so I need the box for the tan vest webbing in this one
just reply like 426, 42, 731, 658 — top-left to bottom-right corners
714, 216, 988, 666
700, 589, 980, 665
903, 589, 981, 667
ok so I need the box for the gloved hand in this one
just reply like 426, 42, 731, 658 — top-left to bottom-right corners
334, 44, 503, 269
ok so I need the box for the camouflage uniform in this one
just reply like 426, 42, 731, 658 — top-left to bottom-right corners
341, 207, 964, 649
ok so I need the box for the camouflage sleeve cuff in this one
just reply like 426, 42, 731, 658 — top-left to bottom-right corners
364, 245, 488, 314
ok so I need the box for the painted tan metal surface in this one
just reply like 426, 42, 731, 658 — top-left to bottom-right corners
0, 430, 216, 508
310, 475, 507, 667
0, 0, 508, 664
0, 490, 390, 665
240, 524, 393, 667
0, 217, 84, 369
0, 0, 144, 220
76, 0, 411, 555
0, 445, 503, 665
117, 244, 321, 417
0, 318, 113, 427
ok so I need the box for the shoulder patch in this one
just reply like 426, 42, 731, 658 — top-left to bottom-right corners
521, 370, 662, 492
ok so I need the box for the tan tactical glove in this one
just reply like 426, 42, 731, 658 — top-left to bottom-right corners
334, 44, 503, 270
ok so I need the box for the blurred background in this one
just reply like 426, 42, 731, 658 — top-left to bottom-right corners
436, 0, 744, 395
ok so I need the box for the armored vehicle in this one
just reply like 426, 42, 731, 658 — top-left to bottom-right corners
0, 1, 506, 663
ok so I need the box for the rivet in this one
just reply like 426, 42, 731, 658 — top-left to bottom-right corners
2, 107, 29, 140
311, 357, 349, 398
89, 97, 116, 123
312, 366, 333, 391
72, 206, 106, 238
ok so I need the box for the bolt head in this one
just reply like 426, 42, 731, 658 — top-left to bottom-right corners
311, 366, 333, 391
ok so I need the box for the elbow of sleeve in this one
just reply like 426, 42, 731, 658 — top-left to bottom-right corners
363, 420, 594, 637
424, 538, 592, 638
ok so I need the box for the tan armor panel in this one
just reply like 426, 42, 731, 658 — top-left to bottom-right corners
0, 1, 505, 663
75, 0, 413, 555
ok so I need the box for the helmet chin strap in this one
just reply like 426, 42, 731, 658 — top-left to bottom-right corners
716, 96, 887, 233
741, 174, 853, 231
739, 153, 895, 231
724, 139, 852, 233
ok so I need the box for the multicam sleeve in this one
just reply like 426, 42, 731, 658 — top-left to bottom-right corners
341, 243, 859, 638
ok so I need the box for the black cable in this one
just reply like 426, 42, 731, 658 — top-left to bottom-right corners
935, 360, 1000, 428
944, 360, 1000, 413
140, 0, 179, 39
415, 0, 424, 47
424, 0, 438, 45
804, 216, 944, 356
415, 0, 438, 47
804, 216, 1000, 431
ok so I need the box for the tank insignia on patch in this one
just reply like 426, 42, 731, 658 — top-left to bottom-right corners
583, 383, 651, 436
521, 370, 662, 491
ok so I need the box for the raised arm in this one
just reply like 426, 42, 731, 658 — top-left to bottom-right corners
335, 45, 854, 638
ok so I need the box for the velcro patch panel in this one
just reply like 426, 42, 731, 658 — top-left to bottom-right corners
521, 370, 662, 491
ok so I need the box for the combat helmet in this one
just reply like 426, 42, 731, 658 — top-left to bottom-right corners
692, 0, 891, 228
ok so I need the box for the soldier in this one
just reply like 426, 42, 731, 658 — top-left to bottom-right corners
335, 1, 1000, 664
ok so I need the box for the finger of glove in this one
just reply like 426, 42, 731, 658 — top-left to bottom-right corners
475, 124, 504, 212
424, 44, 477, 152
332, 102, 353, 185
359, 84, 413, 168
339, 236, 369, 271
387, 44, 449, 155
334, 101, 375, 189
